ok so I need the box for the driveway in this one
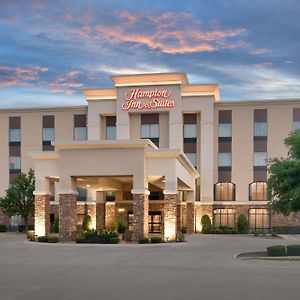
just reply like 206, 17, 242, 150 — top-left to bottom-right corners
0, 233, 300, 300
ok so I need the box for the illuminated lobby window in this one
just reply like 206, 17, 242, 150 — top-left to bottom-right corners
213, 208, 236, 228
249, 182, 267, 201
214, 182, 235, 201
148, 212, 162, 233
249, 208, 270, 231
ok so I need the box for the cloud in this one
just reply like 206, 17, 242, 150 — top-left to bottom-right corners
99, 64, 174, 75
250, 48, 272, 55
254, 62, 273, 68
67, 11, 246, 54
0, 65, 48, 87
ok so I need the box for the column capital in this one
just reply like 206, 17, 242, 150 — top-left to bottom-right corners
131, 189, 150, 195
163, 190, 179, 195
34, 191, 50, 196
57, 189, 78, 195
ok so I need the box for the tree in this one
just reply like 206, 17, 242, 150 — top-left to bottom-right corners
268, 130, 300, 215
0, 169, 35, 231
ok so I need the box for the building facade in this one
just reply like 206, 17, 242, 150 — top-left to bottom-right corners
0, 73, 300, 240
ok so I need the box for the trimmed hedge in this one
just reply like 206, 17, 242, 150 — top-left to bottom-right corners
82, 215, 92, 231
0, 224, 7, 232
76, 235, 86, 244
151, 237, 162, 243
237, 214, 249, 234
201, 215, 212, 234
287, 245, 300, 256
47, 236, 59, 243
38, 236, 48, 243
139, 237, 149, 244
267, 245, 286, 257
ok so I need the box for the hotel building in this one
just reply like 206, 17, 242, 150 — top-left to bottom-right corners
0, 73, 300, 241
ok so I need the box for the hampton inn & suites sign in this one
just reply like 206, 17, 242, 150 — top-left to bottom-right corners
122, 88, 175, 110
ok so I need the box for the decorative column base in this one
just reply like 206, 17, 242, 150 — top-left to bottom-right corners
164, 193, 178, 241
34, 194, 50, 236
59, 194, 77, 242
187, 202, 195, 234
132, 193, 149, 241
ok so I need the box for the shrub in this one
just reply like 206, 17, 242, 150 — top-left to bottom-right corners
82, 228, 119, 243
82, 215, 92, 231
271, 232, 278, 237
215, 228, 223, 234
48, 236, 59, 243
177, 232, 185, 242
53, 216, 59, 233
230, 229, 238, 234
0, 224, 7, 232
124, 230, 132, 242
38, 236, 48, 243
76, 235, 86, 244
139, 237, 149, 244
201, 215, 212, 234
109, 237, 120, 244
254, 232, 259, 237
287, 245, 300, 256
267, 245, 286, 257
26, 230, 35, 241
237, 214, 249, 234
117, 222, 126, 234
151, 237, 162, 243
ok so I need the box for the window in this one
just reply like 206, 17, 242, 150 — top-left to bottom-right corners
10, 215, 21, 231
9, 156, 21, 170
253, 152, 267, 166
184, 124, 197, 138
74, 114, 87, 141
293, 121, 300, 131
213, 209, 236, 228
249, 208, 270, 231
249, 182, 267, 201
74, 127, 87, 140
77, 187, 87, 201
106, 116, 116, 140
106, 191, 116, 202
9, 129, 21, 142
141, 114, 159, 146
218, 153, 232, 167
186, 153, 197, 167
149, 212, 162, 233
128, 212, 133, 232
218, 123, 232, 138
254, 122, 267, 137
214, 182, 235, 201
42, 128, 54, 142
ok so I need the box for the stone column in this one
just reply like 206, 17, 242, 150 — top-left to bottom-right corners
176, 204, 182, 233
96, 203, 105, 229
34, 194, 50, 237
105, 202, 116, 228
132, 192, 149, 241
187, 202, 195, 234
164, 193, 178, 241
59, 193, 77, 242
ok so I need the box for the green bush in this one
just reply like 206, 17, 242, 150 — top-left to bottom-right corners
26, 230, 35, 241
53, 216, 59, 233
287, 245, 300, 256
215, 228, 223, 234
109, 237, 120, 244
139, 237, 149, 244
267, 245, 286, 257
82, 228, 119, 243
237, 214, 249, 234
117, 222, 126, 234
124, 230, 132, 242
201, 215, 212, 234
38, 236, 48, 243
82, 215, 92, 231
151, 237, 162, 243
271, 232, 278, 237
177, 232, 185, 242
48, 236, 59, 243
0, 224, 7, 232
230, 229, 238, 234
76, 235, 86, 244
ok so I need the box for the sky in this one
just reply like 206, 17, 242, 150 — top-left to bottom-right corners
0, 0, 300, 108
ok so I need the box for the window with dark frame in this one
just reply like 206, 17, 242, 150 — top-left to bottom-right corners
213, 208, 236, 228
214, 182, 235, 201
141, 114, 159, 147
